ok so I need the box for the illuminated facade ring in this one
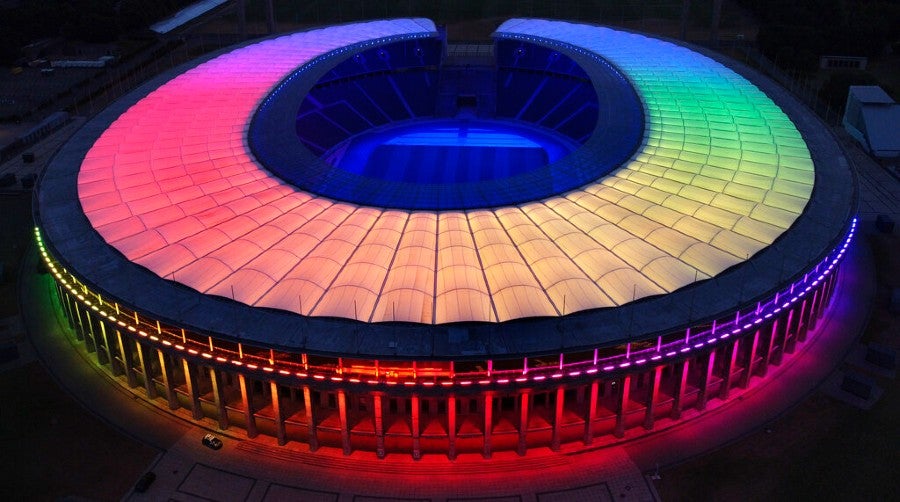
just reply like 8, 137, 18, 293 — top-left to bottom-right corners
35, 18, 856, 458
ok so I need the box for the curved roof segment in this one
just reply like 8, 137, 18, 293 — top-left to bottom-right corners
72, 18, 815, 325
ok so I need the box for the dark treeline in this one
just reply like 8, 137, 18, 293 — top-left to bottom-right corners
0, 0, 195, 64
737, 0, 899, 109
737, 0, 900, 70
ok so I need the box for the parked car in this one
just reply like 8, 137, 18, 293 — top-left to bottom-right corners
202, 433, 223, 450
134, 471, 156, 493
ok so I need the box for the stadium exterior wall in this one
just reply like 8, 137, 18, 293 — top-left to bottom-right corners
34, 220, 855, 458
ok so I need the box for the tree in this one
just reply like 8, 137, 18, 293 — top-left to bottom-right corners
820, 71, 879, 111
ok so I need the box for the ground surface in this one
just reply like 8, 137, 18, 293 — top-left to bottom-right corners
0, 193, 30, 317
0, 194, 159, 502
0, 362, 159, 501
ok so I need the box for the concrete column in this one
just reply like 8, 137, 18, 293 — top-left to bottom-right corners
817, 277, 832, 319
373, 394, 385, 458
808, 289, 821, 331
101, 322, 117, 370
271, 381, 286, 445
411, 394, 421, 460
338, 390, 351, 454
784, 308, 798, 354
517, 392, 529, 456
447, 395, 457, 460
70, 301, 85, 341
71, 297, 84, 334
67, 294, 80, 333
822, 271, 834, 302
829, 269, 839, 301
643, 366, 663, 430
182, 359, 203, 419
797, 299, 810, 343
483, 393, 493, 459
758, 322, 777, 378
583, 380, 599, 445
720, 341, 740, 400
209, 368, 229, 429
97, 320, 112, 367
63, 291, 77, 331
696, 351, 716, 410
90, 317, 104, 360
823, 276, 834, 312
135, 341, 156, 399
91, 316, 105, 358
115, 330, 137, 387
741, 329, 760, 388
820, 273, 834, 316
303, 385, 317, 451
59, 289, 76, 331
614, 375, 631, 437
551, 386, 564, 450
239, 374, 258, 438
69, 292, 82, 328
157, 349, 178, 410
72, 296, 84, 338
831, 267, 840, 297
770, 319, 785, 366
671, 359, 689, 420
82, 310, 96, 353
60, 287, 72, 325
826, 269, 838, 305
815, 279, 827, 316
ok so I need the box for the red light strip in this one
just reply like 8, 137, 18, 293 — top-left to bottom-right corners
34, 218, 855, 390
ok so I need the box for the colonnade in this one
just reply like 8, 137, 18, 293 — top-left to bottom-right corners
49, 260, 840, 458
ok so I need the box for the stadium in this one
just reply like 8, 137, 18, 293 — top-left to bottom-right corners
34, 18, 856, 459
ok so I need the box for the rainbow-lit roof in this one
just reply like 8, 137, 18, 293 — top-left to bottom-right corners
76, 19, 813, 325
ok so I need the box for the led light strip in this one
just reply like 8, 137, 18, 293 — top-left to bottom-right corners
35, 217, 855, 389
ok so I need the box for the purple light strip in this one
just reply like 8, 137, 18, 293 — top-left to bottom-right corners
36, 218, 857, 388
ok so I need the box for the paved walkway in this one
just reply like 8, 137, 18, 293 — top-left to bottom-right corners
19, 226, 875, 501
836, 128, 900, 223
0, 116, 85, 185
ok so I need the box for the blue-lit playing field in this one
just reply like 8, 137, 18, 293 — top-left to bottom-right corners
250, 36, 644, 210
327, 119, 576, 183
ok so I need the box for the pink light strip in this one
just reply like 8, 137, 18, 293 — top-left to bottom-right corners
35, 217, 856, 388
